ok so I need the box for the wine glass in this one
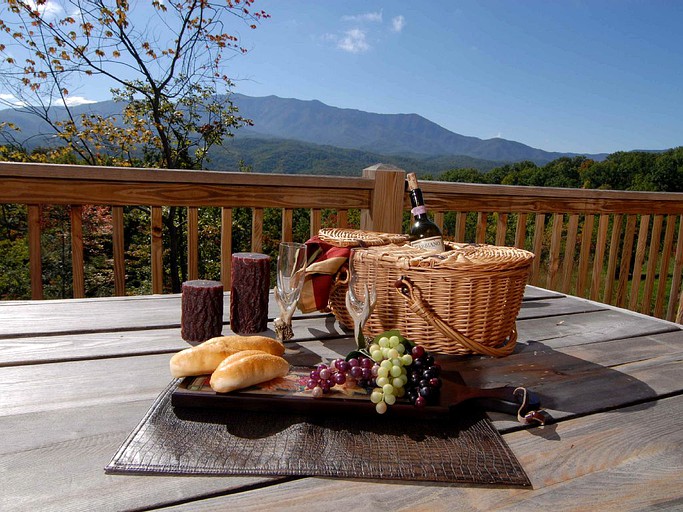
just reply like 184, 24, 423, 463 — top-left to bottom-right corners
345, 249, 377, 351
274, 242, 307, 342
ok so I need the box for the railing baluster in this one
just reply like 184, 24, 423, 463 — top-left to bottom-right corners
187, 206, 199, 281
221, 207, 232, 290
667, 215, 683, 322
337, 209, 349, 228
70, 205, 85, 298
281, 208, 293, 242
455, 212, 467, 242
151, 206, 163, 294
28, 205, 43, 300
434, 211, 444, 233
514, 212, 527, 249
310, 208, 321, 238
590, 214, 610, 301
113, 206, 125, 296
576, 214, 594, 297
561, 214, 579, 293
641, 215, 664, 315
629, 215, 650, 311
616, 215, 637, 308
495, 213, 508, 246
603, 214, 623, 304
252, 208, 263, 253
475, 212, 488, 244
531, 213, 546, 286
547, 213, 563, 290
654, 215, 676, 318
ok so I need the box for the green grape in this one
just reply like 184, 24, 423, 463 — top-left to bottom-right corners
382, 383, 395, 395
390, 365, 402, 378
384, 393, 396, 405
392, 377, 403, 388
376, 376, 390, 387
401, 354, 413, 366
378, 336, 390, 348
377, 366, 389, 378
376, 401, 388, 414
371, 349, 383, 362
380, 359, 392, 369
370, 389, 383, 404
389, 335, 400, 347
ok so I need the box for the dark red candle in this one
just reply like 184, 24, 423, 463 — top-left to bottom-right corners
230, 252, 271, 334
181, 279, 224, 345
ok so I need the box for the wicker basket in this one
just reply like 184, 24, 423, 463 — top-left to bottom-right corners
318, 228, 409, 247
329, 242, 534, 357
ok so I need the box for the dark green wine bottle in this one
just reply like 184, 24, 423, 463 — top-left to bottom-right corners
407, 173, 445, 253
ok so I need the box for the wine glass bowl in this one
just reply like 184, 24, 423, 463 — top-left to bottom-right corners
345, 249, 377, 350
274, 242, 307, 342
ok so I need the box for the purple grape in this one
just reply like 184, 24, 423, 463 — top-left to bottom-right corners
319, 368, 330, 380
361, 368, 372, 379
350, 366, 363, 379
306, 379, 317, 389
411, 345, 425, 358
371, 365, 379, 377
429, 377, 442, 389
336, 360, 350, 372
360, 357, 374, 369
348, 358, 359, 368
414, 396, 426, 408
334, 373, 346, 385
309, 369, 320, 380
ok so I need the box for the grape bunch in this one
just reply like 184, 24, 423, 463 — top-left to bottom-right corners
404, 345, 442, 408
306, 333, 442, 414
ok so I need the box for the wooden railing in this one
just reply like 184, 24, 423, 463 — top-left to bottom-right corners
1, 161, 682, 323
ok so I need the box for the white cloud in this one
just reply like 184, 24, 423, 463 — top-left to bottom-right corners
342, 11, 382, 23
391, 15, 406, 33
0, 93, 26, 107
27, 0, 63, 20
64, 95, 98, 106
337, 29, 369, 54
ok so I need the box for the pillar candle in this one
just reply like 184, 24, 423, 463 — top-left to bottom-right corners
230, 252, 271, 334
181, 279, 224, 345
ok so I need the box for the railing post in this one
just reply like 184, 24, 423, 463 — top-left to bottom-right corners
28, 205, 43, 300
360, 163, 406, 234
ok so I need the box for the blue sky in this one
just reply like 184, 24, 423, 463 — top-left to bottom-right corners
225, 0, 683, 154
2, 0, 682, 155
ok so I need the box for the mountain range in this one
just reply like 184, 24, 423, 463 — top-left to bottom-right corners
1, 93, 608, 171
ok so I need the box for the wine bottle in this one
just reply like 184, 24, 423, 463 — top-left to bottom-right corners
407, 173, 445, 253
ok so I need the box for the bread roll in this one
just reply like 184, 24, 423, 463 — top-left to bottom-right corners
170, 335, 285, 378
210, 350, 290, 393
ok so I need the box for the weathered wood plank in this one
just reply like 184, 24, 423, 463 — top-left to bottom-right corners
310, 208, 321, 238
546, 212, 563, 289
514, 212, 527, 249
615, 214, 637, 308
0, 400, 285, 512
475, 211, 487, 244
654, 214, 676, 318
0, 314, 345, 367
641, 214, 663, 315
495, 212, 507, 246
590, 213, 610, 301
148, 396, 683, 512
531, 213, 545, 286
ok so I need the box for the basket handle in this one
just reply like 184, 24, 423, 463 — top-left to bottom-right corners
394, 276, 516, 357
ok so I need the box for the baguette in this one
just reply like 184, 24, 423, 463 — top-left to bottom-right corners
210, 350, 290, 393
170, 335, 285, 378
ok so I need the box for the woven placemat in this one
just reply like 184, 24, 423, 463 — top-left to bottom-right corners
105, 381, 530, 487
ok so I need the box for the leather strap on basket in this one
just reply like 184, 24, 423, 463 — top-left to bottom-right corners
394, 276, 516, 357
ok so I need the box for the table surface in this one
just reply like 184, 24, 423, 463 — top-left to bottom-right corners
1, 286, 682, 512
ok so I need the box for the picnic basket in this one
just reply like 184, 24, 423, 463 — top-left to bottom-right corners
326, 233, 534, 357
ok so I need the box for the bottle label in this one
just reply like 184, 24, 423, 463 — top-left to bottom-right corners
410, 236, 445, 253
411, 205, 427, 216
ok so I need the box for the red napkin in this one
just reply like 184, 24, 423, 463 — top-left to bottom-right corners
298, 236, 351, 313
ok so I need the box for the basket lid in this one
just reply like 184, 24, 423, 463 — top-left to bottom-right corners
359, 242, 534, 271
318, 228, 409, 248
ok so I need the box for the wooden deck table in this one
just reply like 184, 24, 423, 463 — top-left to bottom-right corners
1, 286, 682, 511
